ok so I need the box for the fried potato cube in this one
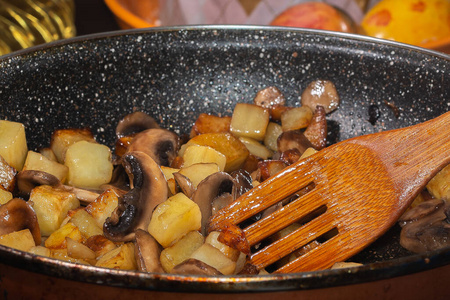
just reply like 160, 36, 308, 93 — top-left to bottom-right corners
182, 145, 226, 172
69, 209, 103, 238
39, 148, 58, 162
299, 147, 318, 160
264, 122, 283, 152
50, 248, 91, 265
85, 189, 119, 228
148, 193, 202, 248
205, 231, 240, 261
160, 166, 179, 181
427, 164, 450, 200
66, 237, 96, 263
29, 245, 51, 257
44, 222, 84, 249
190, 113, 231, 137
96, 243, 137, 270
64, 141, 113, 189
0, 120, 28, 171
0, 189, 13, 205
190, 243, 236, 275
23, 150, 69, 183
160, 230, 205, 273
85, 235, 118, 258
281, 106, 313, 131
184, 133, 249, 172
230, 103, 270, 141
161, 166, 180, 195
0, 229, 35, 252
30, 185, 80, 236
50, 128, 96, 163
178, 163, 220, 188
238, 137, 273, 160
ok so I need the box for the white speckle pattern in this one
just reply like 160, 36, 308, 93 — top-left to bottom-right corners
0, 26, 448, 155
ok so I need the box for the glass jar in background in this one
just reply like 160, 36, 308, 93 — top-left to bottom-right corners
0, 0, 76, 56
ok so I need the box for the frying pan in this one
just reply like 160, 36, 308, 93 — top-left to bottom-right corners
0, 26, 449, 299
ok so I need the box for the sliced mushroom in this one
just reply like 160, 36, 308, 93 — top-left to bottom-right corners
127, 129, 180, 167
103, 151, 168, 242
0, 155, 16, 192
301, 79, 340, 114
399, 199, 450, 253
134, 229, 164, 273
16, 170, 61, 197
230, 169, 253, 198
191, 172, 236, 235
16, 170, 100, 204
173, 172, 195, 198
277, 130, 314, 155
172, 258, 222, 276
116, 112, 160, 139
0, 198, 41, 245
253, 86, 286, 109
304, 105, 327, 150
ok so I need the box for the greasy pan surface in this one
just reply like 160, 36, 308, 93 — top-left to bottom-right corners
0, 26, 449, 293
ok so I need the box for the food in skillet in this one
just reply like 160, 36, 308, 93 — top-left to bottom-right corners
0, 81, 448, 275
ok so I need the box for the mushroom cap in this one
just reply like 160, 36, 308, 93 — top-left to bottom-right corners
0, 198, 41, 245
103, 151, 168, 242
116, 112, 160, 139
134, 229, 164, 273
191, 172, 236, 235
399, 199, 450, 253
173, 172, 195, 198
127, 129, 180, 167
277, 130, 313, 154
172, 258, 222, 276
16, 170, 61, 197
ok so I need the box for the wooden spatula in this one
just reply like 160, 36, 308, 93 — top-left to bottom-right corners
209, 111, 450, 274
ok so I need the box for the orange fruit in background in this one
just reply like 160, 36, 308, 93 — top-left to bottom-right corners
270, 2, 356, 33
361, 0, 450, 47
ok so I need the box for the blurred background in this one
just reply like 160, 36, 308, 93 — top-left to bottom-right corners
0, 0, 449, 56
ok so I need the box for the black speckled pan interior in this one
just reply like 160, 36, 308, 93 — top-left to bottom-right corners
0, 25, 449, 293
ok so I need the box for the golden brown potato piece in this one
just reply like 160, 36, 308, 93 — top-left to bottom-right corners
190, 113, 231, 138
50, 128, 96, 164
0, 120, 28, 171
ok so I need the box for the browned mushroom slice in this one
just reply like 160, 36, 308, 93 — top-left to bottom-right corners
191, 172, 236, 235
279, 149, 302, 165
16, 170, 61, 197
134, 229, 164, 273
173, 172, 195, 198
277, 130, 313, 155
304, 105, 327, 150
301, 79, 340, 114
399, 199, 450, 253
116, 111, 160, 139
104, 151, 168, 242
0, 198, 41, 245
172, 258, 222, 275
230, 169, 253, 198
253, 86, 286, 109
16, 170, 100, 204
127, 129, 180, 167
